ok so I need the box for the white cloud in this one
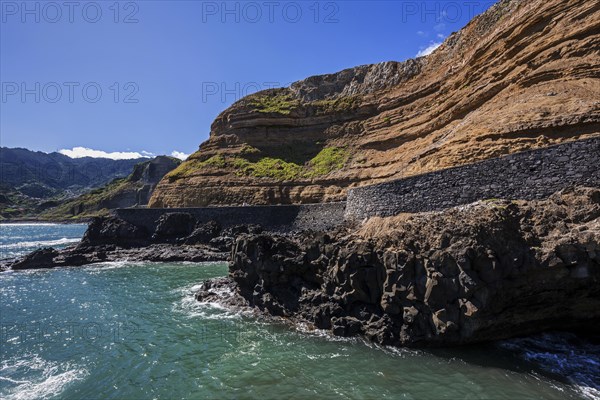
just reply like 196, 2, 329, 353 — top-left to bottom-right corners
416, 42, 443, 57
171, 151, 190, 160
59, 147, 192, 161
437, 33, 445, 39
417, 30, 427, 37
59, 147, 149, 160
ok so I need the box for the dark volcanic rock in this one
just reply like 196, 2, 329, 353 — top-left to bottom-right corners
153, 212, 196, 240
0, 213, 233, 270
81, 216, 149, 247
11, 247, 59, 270
181, 220, 221, 245
200, 187, 600, 347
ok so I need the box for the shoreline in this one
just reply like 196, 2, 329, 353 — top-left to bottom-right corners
0, 219, 92, 225
4, 186, 599, 348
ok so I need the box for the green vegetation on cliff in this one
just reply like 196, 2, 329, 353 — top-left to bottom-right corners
248, 91, 359, 116
166, 155, 227, 181
305, 147, 350, 177
313, 96, 360, 115
248, 91, 299, 115
39, 178, 136, 220
236, 157, 304, 180
166, 146, 350, 182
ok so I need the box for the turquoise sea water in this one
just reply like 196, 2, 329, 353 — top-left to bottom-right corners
0, 224, 88, 259
1, 224, 598, 399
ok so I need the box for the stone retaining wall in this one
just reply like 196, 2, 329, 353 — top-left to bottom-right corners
345, 137, 600, 220
114, 202, 346, 233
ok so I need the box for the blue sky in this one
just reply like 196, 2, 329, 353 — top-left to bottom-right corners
1, 0, 495, 159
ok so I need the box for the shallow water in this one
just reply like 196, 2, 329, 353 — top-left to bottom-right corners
1, 225, 598, 399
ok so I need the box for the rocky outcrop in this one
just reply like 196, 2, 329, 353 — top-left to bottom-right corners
11, 248, 60, 270
1, 213, 272, 270
39, 156, 181, 220
289, 59, 425, 102
196, 187, 600, 346
129, 156, 183, 205
150, 0, 600, 207
81, 216, 150, 247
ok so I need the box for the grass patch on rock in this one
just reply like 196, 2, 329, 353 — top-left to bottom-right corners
312, 96, 360, 115
234, 146, 350, 180
166, 155, 227, 181
165, 160, 205, 181
166, 145, 351, 182
237, 157, 303, 180
249, 91, 300, 115
305, 147, 350, 177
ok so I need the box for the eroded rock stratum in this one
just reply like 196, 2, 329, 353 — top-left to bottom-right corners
150, 0, 600, 207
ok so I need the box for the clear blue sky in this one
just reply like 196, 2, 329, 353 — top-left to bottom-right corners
1, 0, 495, 158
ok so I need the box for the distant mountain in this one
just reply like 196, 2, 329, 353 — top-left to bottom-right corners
39, 156, 181, 220
0, 147, 145, 198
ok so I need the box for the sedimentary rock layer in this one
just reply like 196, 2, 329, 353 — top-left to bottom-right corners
150, 0, 600, 207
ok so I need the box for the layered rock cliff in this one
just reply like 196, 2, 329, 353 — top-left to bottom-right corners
150, 0, 600, 207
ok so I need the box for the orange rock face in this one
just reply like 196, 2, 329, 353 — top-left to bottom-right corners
149, 0, 600, 208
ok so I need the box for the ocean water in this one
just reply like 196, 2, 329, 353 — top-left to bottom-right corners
0, 224, 88, 259
1, 224, 598, 400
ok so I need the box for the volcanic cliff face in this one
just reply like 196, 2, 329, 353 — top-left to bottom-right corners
150, 0, 600, 207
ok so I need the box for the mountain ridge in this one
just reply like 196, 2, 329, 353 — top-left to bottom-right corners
38, 156, 181, 220
0, 148, 179, 220
0, 147, 146, 196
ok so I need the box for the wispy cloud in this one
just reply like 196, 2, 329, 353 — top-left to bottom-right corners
171, 151, 190, 160
416, 42, 443, 57
59, 147, 149, 160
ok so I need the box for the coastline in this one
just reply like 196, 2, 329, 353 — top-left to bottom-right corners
0, 219, 91, 225
4, 186, 599, 348
196, 186, 600, 347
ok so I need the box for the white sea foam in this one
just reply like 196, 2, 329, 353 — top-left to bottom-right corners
0, 355, 87, 400
172, 281, 246, 321
0, 223, 71, 227
82, 260, 137, 270
1, 238, 80, 249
